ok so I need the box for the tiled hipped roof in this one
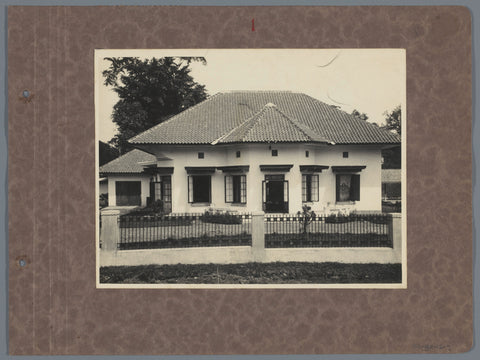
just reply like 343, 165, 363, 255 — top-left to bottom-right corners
99, 149, 156, 174
129, 91, 401, 145
214, 103, 329, 144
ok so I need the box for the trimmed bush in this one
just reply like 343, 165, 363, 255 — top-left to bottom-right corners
200, 209, 242, 224
325, 213, 357, 224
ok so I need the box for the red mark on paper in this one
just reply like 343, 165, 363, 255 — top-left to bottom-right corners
252, 18, 255, 31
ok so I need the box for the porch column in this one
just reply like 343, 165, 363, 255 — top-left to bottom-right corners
251, 211, 265, 262
100, 210, 121, 252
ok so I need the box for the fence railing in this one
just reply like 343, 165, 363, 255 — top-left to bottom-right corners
118, 213, 252, 250
265, 213, 393, 248
101, 211, 395, 251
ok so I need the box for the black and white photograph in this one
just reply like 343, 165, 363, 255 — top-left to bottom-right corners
95, 49, 406, 288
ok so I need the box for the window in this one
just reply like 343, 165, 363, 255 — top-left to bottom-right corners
343, 151, 349, 158
198, 152, 204, 159
152, 182, 162, 201
149, 176, 172, 212
163, 179, 172, 203
302, 174, 319, 202
336, 174, 360, 202
271, 149, 278, 156
188, 175, 211, 203
150, 177, 172, 203
305, 150, 309, 158
115, 181, 141, 206
236, 151, 241, 158
225, 175, 247, 204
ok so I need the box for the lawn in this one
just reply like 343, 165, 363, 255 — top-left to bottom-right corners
100, 262, 402, 284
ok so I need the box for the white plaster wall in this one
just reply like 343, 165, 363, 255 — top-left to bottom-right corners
315, 145, 382, 212
136, 144, 382, 213
107, 175, 150, 207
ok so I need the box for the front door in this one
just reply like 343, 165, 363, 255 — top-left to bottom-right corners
149, 175, 172, 213
263, 175, 289, 213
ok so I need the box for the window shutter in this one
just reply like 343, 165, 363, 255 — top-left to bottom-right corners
335, 175, 340, 202
262, 180, 266, 210
188, 176, 193, 203
312, 175, 319, 202
149, 182, 155, 201
284, 180, 289, 202
302, 175, 307, 202
225, 175, 233, 203
208, 176, 212, 203
240, 175, 247, 204
351, 174, 360, 201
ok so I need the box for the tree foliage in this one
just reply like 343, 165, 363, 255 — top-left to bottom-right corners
351, 109, 369, 122
103, 57, 208, 153
351, 106, 402, 169
381, 105, 402, 169
382, 105, 401, 136
99, 140, 119, 166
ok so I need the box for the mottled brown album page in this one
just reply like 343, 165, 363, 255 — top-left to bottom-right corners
8, 6, 472, 355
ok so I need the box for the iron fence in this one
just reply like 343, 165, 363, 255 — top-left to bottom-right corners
265, 213, 393, 248
119, 213, 252, 250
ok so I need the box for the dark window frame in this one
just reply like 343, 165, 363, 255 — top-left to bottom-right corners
188, 175, 211, 203
302, 174, 319, 202
335, 173, 360, 202
225, 174, 247, 204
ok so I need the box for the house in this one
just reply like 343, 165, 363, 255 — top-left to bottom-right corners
99, 149, 157, 208
99, 91, 400, 214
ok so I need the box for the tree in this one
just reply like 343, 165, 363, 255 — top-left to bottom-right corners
351, 109, 369, 121
382, 105, 401, 136
103, 57, 208, 153
381, 105, 401, 169
99, 141, 119, 166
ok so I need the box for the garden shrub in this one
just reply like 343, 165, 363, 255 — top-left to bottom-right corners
99, 193, 108, 208
324, 212, 358, 224
123, 200, 165, 217
200, 209, 242, 224
297, 205, 316, 233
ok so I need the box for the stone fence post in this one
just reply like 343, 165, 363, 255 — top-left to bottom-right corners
251, 211, 265, 262
391, 213, 402, 263
100, 210, 121, 252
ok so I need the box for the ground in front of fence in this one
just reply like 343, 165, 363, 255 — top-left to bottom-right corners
100, 262, 402, 284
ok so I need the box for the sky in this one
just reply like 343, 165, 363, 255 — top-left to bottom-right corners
95, 49, 405, 143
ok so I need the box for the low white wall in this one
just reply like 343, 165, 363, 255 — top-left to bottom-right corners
100, 246, 254, 267
100, 246, 399, 267
264, 247, 399, 264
